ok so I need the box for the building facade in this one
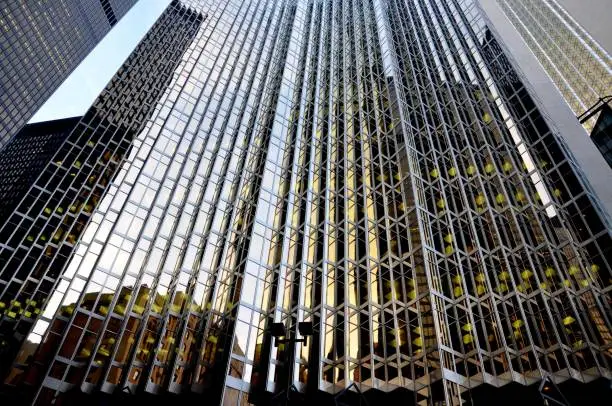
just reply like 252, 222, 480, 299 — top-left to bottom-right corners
0, 117, 81, 223
0, 0, 204, 397
0, 0, 138, 149
493, 0, 612, 132
0, 0, 611, 405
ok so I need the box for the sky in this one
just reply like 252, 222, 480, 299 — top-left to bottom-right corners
29, 0, 171, 124
28, 0, 611, 125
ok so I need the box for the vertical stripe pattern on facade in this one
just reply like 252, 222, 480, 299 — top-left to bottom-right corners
0, 0, 138, 148
0, 0, 610, 405
495, 0, 612, 131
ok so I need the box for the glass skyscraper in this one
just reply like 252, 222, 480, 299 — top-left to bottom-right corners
0, 117, 81, 222
0, 0, 138, 148
494, 0, 612, 131
0, 0, 204, 396
0, 0, 610, 405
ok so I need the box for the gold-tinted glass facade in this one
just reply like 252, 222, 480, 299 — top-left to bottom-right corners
0, 0, 610, 405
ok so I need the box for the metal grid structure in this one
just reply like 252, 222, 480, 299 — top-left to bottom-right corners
0, 0, 610, 405
0, 0, 204, 397
0, 117, 80, 222
0, 0, 138, 149
495, 0, 612, 131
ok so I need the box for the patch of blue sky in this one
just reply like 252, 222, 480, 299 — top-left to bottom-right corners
29, 0, 172, 123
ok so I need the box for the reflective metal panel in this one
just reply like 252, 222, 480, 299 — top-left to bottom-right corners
0, 0, 610, 405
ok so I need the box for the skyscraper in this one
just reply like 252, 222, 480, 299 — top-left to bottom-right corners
1, 0, 611, 405
487, 0, 612, 181
493, 0, 611, 131
0, 117, 81, 222
0, 0, 204, 396
0, 0, 138, 148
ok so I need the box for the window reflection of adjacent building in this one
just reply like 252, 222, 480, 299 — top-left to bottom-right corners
0, 2, 204, 402
0, 0, 610, 405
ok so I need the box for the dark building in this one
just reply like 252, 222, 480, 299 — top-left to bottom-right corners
0, 0, 611, 405
0, 1, 204, 398
0, 117, 81, 223
590, 103, 612, 169
0, 0, 138, 148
